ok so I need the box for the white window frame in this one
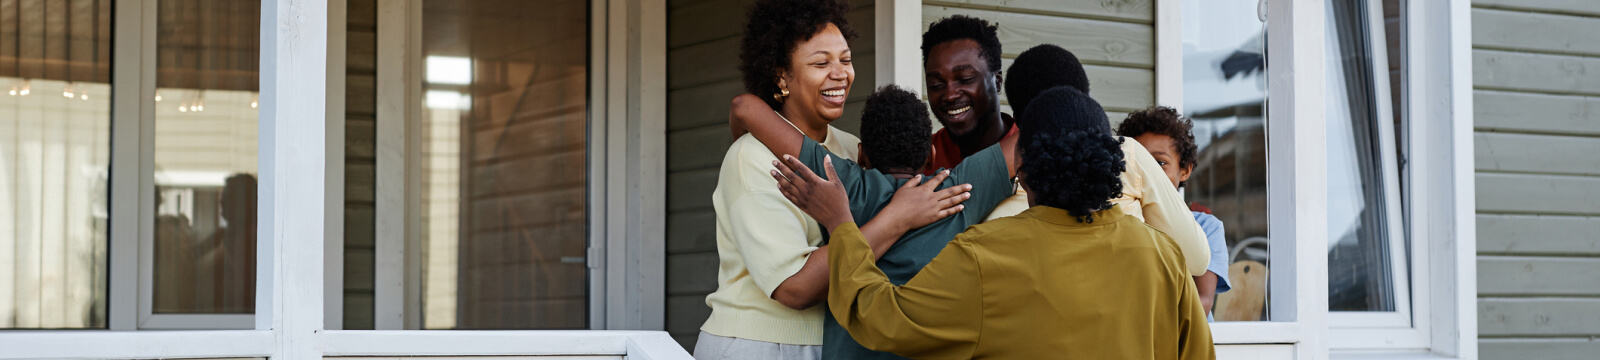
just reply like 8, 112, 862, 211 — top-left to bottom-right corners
2, 0, 684, 358
1325, 0, 1418, 336
1147, 0, 1478, 358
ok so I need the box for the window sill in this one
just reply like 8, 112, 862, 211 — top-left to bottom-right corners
1330, 350, 1464, 360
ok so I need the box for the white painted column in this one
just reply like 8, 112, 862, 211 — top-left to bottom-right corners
627, 0, 669, 331
325, 0, 348, 331
1265, 0, 1329, 359
1154, 0, 1183, 110
372, 0, 416, 331
258, 0, 330, 358
875, 0, 922, 92
107, 0, 149, 332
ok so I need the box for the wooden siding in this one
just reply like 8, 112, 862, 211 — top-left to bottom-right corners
343, 0, 376, 330
663, 0, 876, 349
923, 2, 1157, 117
1472, 0, 1600, 356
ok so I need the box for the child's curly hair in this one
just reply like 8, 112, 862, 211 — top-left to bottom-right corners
739, 0, 857, 111
1115, 106, 1198, 188
1017, 87, 1125, 223
859, 85, 933, 173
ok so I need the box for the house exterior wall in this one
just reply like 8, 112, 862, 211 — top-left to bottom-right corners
921, 0, 1157, 123
1470, 0, 1600, 358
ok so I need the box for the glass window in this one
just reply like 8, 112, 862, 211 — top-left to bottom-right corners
418, 0, 590, 330
0, 0, 114, 329
1181, 0, 1269, 322
1325, 0, 1407, 313
151, 0, 260, 315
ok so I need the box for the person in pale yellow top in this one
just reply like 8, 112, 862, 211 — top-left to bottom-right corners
987, 44, 1209, 276
771, 86, 1214, 359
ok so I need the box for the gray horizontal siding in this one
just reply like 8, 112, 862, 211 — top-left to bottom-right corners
1473, 0, 1600, 356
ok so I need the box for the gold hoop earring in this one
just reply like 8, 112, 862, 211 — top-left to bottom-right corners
773, 88, 789, 102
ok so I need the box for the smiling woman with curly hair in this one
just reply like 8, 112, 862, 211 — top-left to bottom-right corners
697, 1, 893, 359
767, 86, 1216, 359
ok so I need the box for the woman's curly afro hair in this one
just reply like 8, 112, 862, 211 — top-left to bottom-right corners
859, 85, 933, 173
739, 0, 857, 111
921, 15, 1003, 73
1005, 44, 1090, 113
1018, 86, 1125, 223
1115, 106, 1199, 188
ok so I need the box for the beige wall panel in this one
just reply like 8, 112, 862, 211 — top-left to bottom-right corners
1473, 49, 1600, 97
1475, 132, 1600, 176
1473, 0, 1600, 18
1475, 173, 1600, 216
1478, 257, 1600, 296
923, 0, 1152, 23
1477, 214, 1600, 256
1475, 91, 1600, 136
1479, 298, 1600, 336
923, 5, 1153, 68
1473, 8, 1600, 57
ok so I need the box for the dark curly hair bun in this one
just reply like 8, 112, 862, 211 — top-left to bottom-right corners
1018, 86, 1125, 223
1005, 44, 1090, 114
859, 85, 933, 173
739, 0, 857, 111
1115, 106, 1198, 188
921, 15, 1003, 73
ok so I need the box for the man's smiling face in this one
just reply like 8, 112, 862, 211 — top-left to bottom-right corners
924, 38, 1001, 137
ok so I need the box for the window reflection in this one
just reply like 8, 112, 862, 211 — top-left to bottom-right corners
419, 0, 590, 330
0, 0, 114, 329
151, 0, 260, 315
1182, 0, 1269, 322
1325, 0, 1403, 313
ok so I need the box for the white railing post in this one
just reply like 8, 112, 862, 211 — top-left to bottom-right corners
1265, 0, 1329, 358
258, 0, 330, 358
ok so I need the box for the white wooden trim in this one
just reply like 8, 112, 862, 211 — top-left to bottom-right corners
1446, 0, 1477, 353
325, 0, 349, 331
0, 331, 275, 360
1211, 322, 1305, 345
403, 0, 426, 331
107, 0, 148, 332
320, 330, 676, 357
373, 0, 411, 331
588, 0, 611, 330
875, 0, 922, 91
260, 0, 330, 357
1266, 1, 1330, 359
1323, 0, 1418, 335
1154, 0, 1182, 111
129, 0, 252, 330
631, 0, 669, 331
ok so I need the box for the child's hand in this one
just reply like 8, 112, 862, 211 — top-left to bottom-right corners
772, 154, 855, 231
880, 170, 969, 231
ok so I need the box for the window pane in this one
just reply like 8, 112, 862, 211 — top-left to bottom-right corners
151, 0, 260, 314
0, 0, 114, 329
1326, 0, 1402, 313
419, 0, 590, 330
1181, 0, 1269, 322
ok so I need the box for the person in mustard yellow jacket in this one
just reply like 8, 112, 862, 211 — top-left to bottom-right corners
769, 86, 1215, 359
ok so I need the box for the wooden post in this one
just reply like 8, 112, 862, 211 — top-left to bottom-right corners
257, 0, 329, 357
